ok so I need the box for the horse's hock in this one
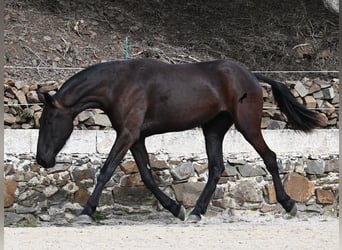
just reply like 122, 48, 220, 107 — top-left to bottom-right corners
4, 129, 339, 226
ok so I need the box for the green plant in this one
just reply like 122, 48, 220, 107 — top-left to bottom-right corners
20, 110, 34, 120
16, 220, 38, 228
5, 51, 11, 63
92, 211, 106, 222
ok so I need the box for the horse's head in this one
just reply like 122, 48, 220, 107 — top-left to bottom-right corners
36, 92, 74, 168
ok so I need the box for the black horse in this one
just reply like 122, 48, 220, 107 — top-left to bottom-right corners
36, 58, 324, 222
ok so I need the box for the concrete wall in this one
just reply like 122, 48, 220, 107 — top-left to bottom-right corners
4, 129, 339, 157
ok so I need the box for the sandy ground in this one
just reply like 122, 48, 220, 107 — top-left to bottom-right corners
4, 215, 339, 250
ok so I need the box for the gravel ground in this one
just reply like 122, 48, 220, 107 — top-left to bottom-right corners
4, 214, 339, 250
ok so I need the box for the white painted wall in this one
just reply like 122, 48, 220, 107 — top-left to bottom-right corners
4, 129, 338, 159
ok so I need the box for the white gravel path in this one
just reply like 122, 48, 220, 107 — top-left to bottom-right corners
4, 215, 339, 250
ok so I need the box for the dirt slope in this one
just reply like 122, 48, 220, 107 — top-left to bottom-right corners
4, 0, 339, 82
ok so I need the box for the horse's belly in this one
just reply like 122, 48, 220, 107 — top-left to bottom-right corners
142, 100, 221, 135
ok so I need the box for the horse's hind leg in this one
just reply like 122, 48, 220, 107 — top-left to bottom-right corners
130, 139, 186, 220
189, 114, 233, 221
235, 101, 297, 215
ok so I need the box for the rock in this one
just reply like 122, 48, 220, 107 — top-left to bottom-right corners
4, 113, 17, 125
261, 117, 271, 129
14, 90, 27, 104
14, 80, 26, 90
39, 214, 51, 222
261, 87, 268, 98
15, 206, 37, 214
227, 158, 246, 166
323, 0, 339, 14
306, 204, 323, 213
64, 202, 84, 214
48, 207, 64, 217
120, 173, 144, 187
332, 94, 339, 104
4, 164, 15, 175
290, 88, 299, 98
324, 157, 339, 172
47, 164, 70, 174
170, 162, 194, 182
62, 182, 79, 194
260, 203, 277, 213
113, 186, 155, 206
320, 101, 335, 115
172, 182, 206, 208
293, 43, 315, 59
212, 199, 229, 209
71, 165, 96, 183
22, 123, 33, 129
5, 212, 25, 226
91, 113, 112, 127
4, 179, 17, 208
193, 162, 208, 175
153, 169, 173, 187
39, 82, 59, 93
316, 189, 334, 204
43, 185, 59, 197
33, 111, 42, 128
294, 81, 309, 97
43, 35, 52, 41
28, 176, 40, 186
313, 90, 324, 99
284, 173, 314, 202
120, 160, 139, 174
150, 157, 169, 170
308, 82, 321, 94
267, 120, 287, 130
266, 183, 277, 204
231, 180, 263, 204
322, 87, 335, 99
77, 110, 94, 122
304, 96, 316, 109
26, 91, 40, 103
305, 159, 325, 175
99, 191, 114, 206
213, 185, 228, 199
74, 187, 90, 206
30, 164, 41, 172
222, 163, 238, 177
237, 164, 266, 177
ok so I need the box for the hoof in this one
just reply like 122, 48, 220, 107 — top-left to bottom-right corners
77, 214, 94, 224
187, 214, 201, 223
288, 203, 297, 216
177, 205, 186, 221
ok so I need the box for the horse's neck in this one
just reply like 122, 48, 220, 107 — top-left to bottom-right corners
55, 78, 103, 117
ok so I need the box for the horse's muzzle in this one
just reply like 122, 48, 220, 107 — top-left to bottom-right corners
36, 155, 55, 168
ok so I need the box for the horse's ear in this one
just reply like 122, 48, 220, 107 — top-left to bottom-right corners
37, 91, 54, 106
38, 92, 55, 107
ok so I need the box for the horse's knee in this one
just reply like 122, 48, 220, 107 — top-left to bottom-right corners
140, 171, 157, 190
211, 164, 225, 181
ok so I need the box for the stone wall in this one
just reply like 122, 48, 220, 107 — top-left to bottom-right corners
4, 130, 339, 226
4, 76, 339, 130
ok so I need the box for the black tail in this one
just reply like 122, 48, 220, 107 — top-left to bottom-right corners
254, 73, 325, 133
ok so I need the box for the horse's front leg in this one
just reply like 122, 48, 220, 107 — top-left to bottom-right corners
130, 139, 186, 221
79, 129, 135, 222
